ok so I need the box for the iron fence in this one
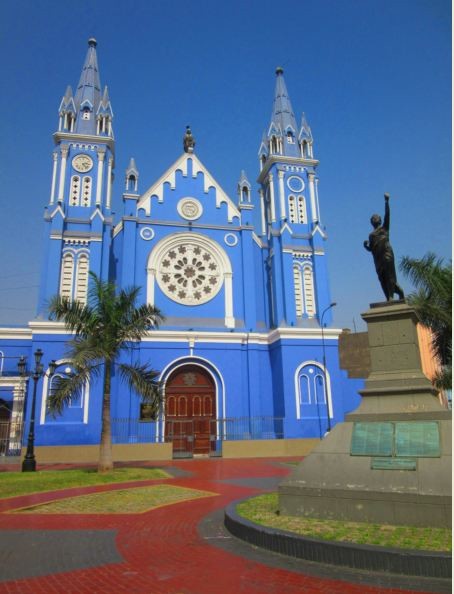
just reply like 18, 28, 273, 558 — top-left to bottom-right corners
0, 419, 24, 456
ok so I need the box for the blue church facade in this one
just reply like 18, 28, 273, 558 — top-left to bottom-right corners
0, 40, 361, 458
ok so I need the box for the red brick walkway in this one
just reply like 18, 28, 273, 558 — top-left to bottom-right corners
0, 458, 442, 593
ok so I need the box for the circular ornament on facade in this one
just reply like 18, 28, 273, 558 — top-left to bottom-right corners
72, 154, 93, 173
224, 233, 238, 247
156, 240, 223, 305
140, 227, 155, 241
287, 175, 305, 193
177, 198, 203, 221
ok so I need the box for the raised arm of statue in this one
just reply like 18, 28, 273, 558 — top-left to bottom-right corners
383, 193, 390, 232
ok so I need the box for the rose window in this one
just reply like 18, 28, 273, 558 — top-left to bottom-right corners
156, 241, 223, 305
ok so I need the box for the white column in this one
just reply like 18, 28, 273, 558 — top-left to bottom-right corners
308, 173, 317, 223
315, 177, 321, 222
147, 268, 156, 306
259, 189, 266, 235
224, 272, 234, 328
57, 145, 69, 203
278, 170, 286, 220
106, 156, 113, 209
49, 152, 59, 204
95, 150, 105, 206
268, 173, 276, 222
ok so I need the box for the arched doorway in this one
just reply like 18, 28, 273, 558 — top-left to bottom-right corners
164, 365, 216, 456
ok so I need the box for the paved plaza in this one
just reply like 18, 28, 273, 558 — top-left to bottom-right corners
0, 458, 448, 593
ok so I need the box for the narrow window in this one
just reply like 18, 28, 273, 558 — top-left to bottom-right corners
297, 196, 306, 223
303, 266, 316, 316
70, 176, 81, 206
81, 177, 92, 207
293, 264, 303, 317
60, 254, 75, 299
299, 374, 311, 404
75, 254, 89, 304
288, 195, 297, 223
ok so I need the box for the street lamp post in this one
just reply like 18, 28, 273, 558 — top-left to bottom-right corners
321, 302, 337, 434
18, 350, 57, 472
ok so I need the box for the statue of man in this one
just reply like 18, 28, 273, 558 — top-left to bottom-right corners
363, 193, 405, 301
183, 126, 195, 153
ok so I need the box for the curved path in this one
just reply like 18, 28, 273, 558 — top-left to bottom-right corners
0, 457, 447, 594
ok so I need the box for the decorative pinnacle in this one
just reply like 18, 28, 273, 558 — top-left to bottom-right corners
276, 66, 284, 75
88, 38, 97, 47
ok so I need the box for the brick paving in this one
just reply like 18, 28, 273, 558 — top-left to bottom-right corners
0, 457, 449, 593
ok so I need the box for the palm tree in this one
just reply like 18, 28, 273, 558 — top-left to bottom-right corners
400, 252, 451, 390
48, 272, 164, 471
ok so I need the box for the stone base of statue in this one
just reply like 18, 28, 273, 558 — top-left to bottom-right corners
279, 301, 451, 527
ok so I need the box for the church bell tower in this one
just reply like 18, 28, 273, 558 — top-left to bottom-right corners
258, 67, 333, 327
37, 39, 114, 316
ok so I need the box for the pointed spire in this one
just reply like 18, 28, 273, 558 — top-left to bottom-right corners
125, 158, 139, 193
74, 38, 102, 134
267, 67, 300, 158
237, 170, 252, 205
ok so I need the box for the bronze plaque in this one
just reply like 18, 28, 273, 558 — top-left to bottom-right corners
371, 457, 417, 471
351, 422, 393, 456
395, 422, 440, 457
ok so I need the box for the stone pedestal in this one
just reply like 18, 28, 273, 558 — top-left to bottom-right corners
279, 302, 451, 527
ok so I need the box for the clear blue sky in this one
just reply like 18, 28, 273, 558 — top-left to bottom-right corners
0, 0, 451, 330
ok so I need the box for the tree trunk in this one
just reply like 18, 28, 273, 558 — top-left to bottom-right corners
98, 360, 113, 472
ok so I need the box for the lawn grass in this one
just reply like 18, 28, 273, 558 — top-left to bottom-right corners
0, 467, 170, 499
11, 484, 217, 514
237, 493, 451, 552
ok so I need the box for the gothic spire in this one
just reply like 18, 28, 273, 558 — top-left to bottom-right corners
73, 38, 102, 135
267, 67, 300, 157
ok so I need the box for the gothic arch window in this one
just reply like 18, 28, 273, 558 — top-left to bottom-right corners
288, 195, 297, 223
287, 130, 295, 144
303, 264, 316, 316
75, 254, 89, 304
293, 264, 303, 317
82, 107, 91, 120
127, 174, 137, 192
41, 361, 89, 424
297, 196, 307, 223
81, 176, 92, 207
70, 175, 81, 206
294, 361, 333, 425
241, 185, 250, 202
60, 253, 75, 299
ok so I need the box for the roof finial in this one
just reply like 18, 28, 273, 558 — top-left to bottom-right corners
88, 37, 97, 48
183, 125, 196, 153
276, 66, 284, 76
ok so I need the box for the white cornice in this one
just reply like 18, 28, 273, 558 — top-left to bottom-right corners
53, 132, 115, 156
257, 156, 319, 184
0, 327, 33, 340
4, 323, 341, 343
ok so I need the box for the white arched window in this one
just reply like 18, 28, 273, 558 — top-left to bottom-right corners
294, 361, 333, 422
60, 253, 75, 299
297, 196, 307, 223
75, 254, 89, 303
41, 361, 89, 424
303, 265, 316, 317
81, 176, 92, 207
70, 176, 81, 206
293, 265, 303, 317
288, 195, 297, 223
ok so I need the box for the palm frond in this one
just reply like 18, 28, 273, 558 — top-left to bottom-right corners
117, 362, 162, 408
47, 368, 90, 416
118, 304, 165, 343
48, 295, 98, 336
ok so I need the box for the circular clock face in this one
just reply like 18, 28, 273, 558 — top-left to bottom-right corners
287, 175, 305, 193
72, 154, 93, 173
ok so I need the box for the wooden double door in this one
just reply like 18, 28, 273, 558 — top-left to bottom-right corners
164, 365, 216, 455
